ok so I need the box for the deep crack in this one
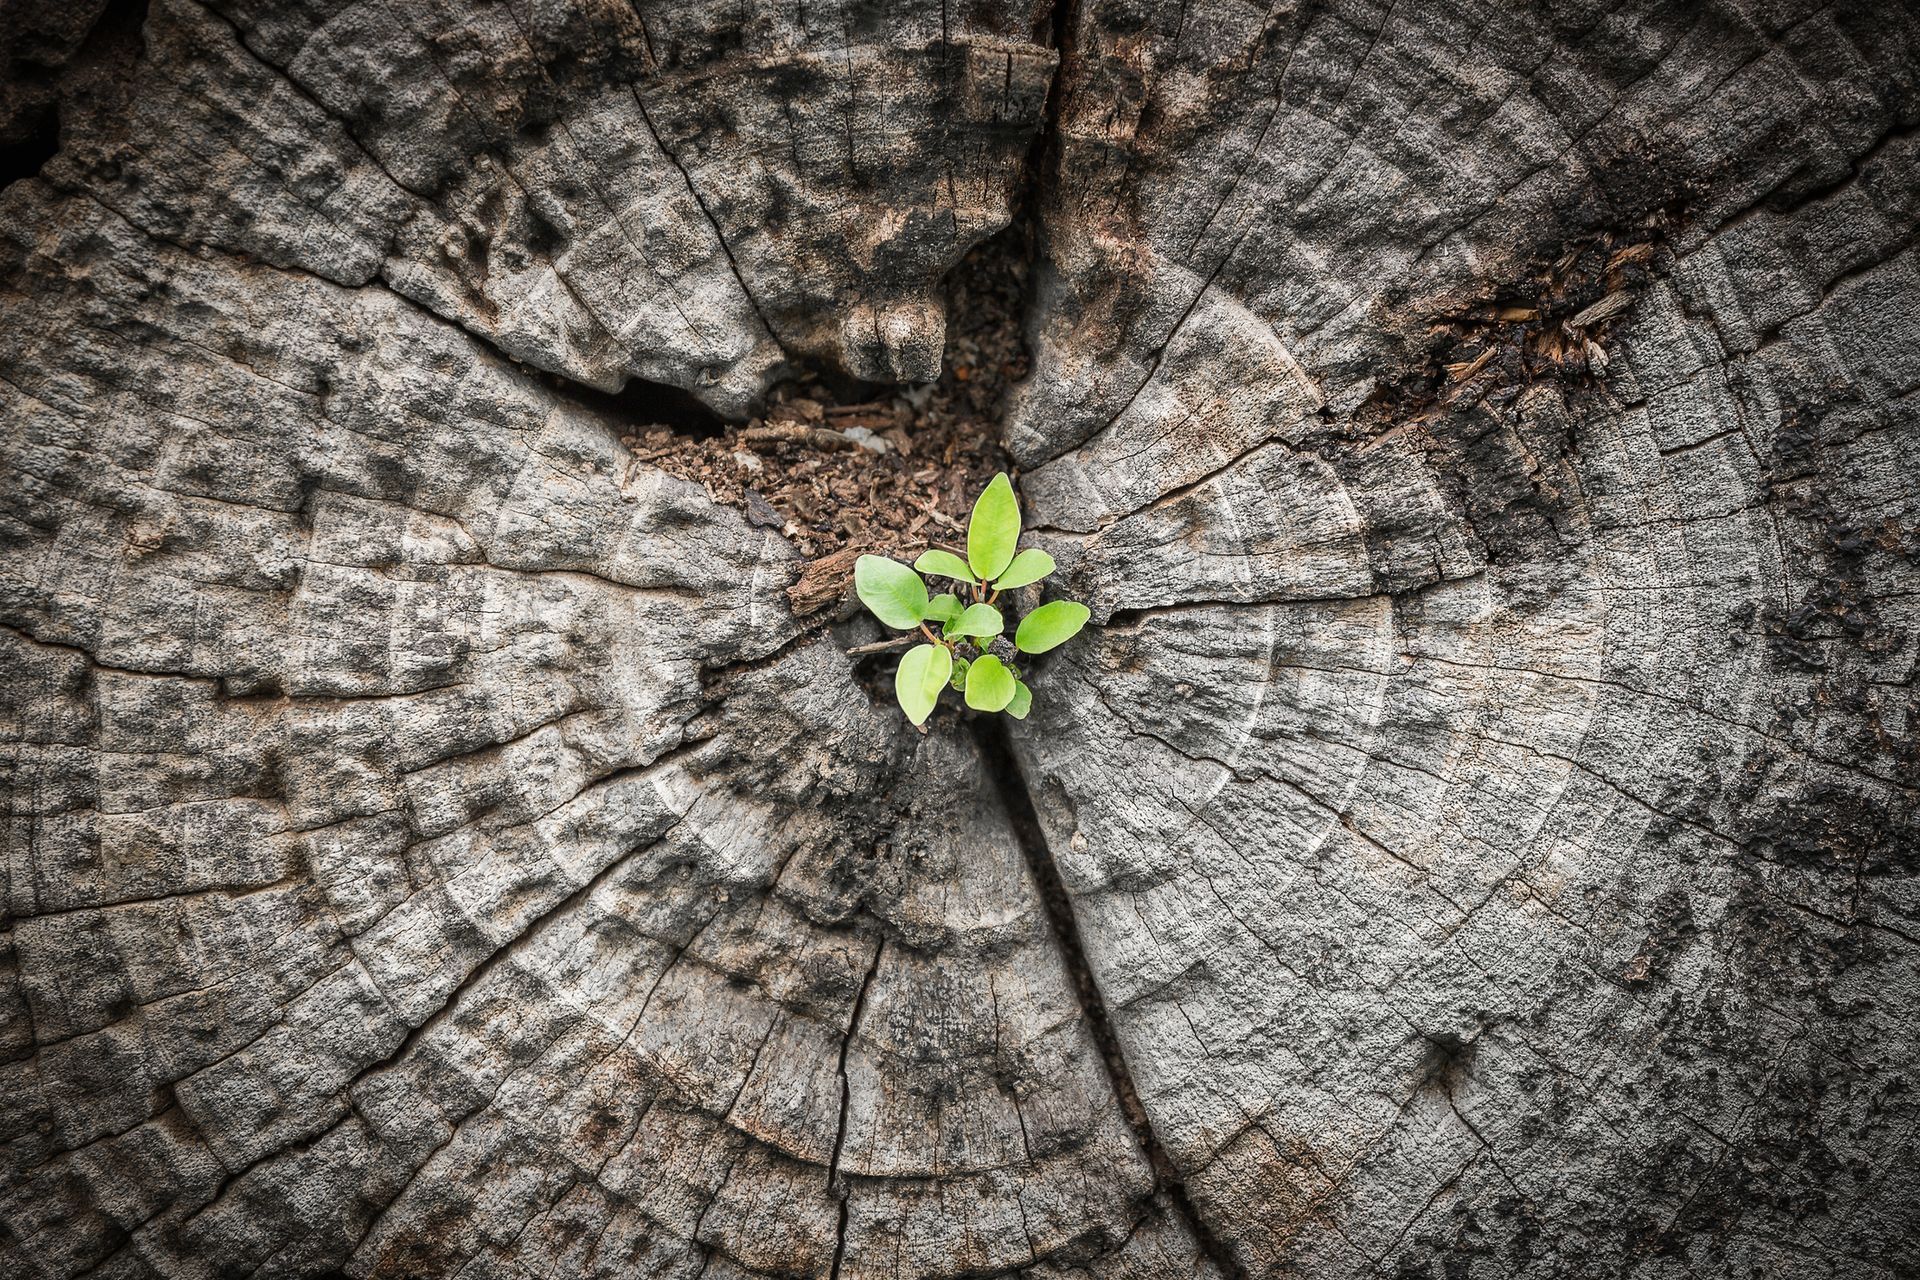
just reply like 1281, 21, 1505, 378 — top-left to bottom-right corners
535, 364, 729, 438
971, 716, 1247, 1279
827, 936, 885, 1280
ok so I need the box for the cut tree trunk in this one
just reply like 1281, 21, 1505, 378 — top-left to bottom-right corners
3, 2, 1918, 1278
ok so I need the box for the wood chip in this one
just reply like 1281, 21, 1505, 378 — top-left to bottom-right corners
1568, 290, 1633, 330
744, 489, 784, 528
1607, 242, 1656, 270
1445, 348, 1495, 382
741, 424, 860, 451
786, 545, 866, 615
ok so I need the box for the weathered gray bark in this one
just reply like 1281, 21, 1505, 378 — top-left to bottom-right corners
2, 2, 1917, 1278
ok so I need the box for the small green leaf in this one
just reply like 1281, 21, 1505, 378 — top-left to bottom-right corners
966, 472, 1021, 581
1006, 680, 1032, 720
1014, 600, 1090, 654
855, 555, 928, 630
964, 654, 1017, 712
949, 603, 1004, 640
991, 548, 1054, 591
950, 656, 971, 691
914, 549, 978, 585
894, 643, 952, 726
922, 593, 962, 625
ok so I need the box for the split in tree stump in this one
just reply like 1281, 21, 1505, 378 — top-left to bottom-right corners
2, 2, 1918, 1277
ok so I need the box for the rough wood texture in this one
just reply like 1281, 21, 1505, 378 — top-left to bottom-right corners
2, 1, 1917, 1277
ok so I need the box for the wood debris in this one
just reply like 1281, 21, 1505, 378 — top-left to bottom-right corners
622, 236, 1031, 615
1361, 215, 1676, 428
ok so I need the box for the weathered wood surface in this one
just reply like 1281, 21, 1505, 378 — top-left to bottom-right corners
2, 1, 1917, 1277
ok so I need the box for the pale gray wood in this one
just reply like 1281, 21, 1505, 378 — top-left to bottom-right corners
2, 0, 1917, 1277
1011, 1, 1920, 1276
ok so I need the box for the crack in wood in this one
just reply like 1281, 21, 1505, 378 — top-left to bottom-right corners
826, 935, 885, 1280
971, 716, 1246, 1279
629, 86, 788, 368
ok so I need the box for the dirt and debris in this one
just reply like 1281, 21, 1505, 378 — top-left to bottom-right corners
622, 235, 1030, 615
1319, 218, 1682, 569
1357, 215, 1677, 430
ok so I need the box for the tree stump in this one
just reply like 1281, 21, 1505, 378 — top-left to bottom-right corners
3, 2, 1917, 1277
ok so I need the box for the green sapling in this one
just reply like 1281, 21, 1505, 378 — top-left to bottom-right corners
854, 473, 1089, 726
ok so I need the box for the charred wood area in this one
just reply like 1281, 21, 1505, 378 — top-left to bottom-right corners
2, 2, 1917, 1278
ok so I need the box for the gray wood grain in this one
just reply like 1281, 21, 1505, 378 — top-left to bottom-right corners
2, 0, 1916, 1277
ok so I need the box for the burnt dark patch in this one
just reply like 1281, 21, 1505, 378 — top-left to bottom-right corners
458, 221, 490, 287
1745, 783, 1918, 880
1760, 421, 1909, 673
522, 202, 567, 258
1427, 398, 1586, 568
62, 654, 95, 698
253, 747, 287, 802
1360, 223, 1674, 425
1616, 890, 1697, 989
1329, 220, 1681, 568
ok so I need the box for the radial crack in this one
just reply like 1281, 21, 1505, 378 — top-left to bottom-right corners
827, 934, 884, 1280
970, 716, 1246, 1279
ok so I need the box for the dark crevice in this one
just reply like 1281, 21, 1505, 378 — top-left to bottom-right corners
1016, 0, 1075, 227
0, 104, 59, 191
989, 0, 1073, 394
944, 13, 1254, 1267
971, 716, 1247, 1279
1039, 0, 1076, 129
0, 0, 150, 192
781, 355, 889, 411
532, 368, 727, 439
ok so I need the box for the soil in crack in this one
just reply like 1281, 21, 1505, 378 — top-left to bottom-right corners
621, 229, 1031, 616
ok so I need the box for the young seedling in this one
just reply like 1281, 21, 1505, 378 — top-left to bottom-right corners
854, 472, 1089, 726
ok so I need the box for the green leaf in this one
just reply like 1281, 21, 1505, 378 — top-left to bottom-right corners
964, 654, 1017, 712
1005, 680, 1032, 720
1014, 600, 1090, 654
966, 472, 1020, 581
913, 549, 978, 585
949, 656, 970, 691
855, 555, 928, 630
922, 593, 962, 625
949, 603, 1003, 640
991, 548, 1054, 591
894, 643, 952, 726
